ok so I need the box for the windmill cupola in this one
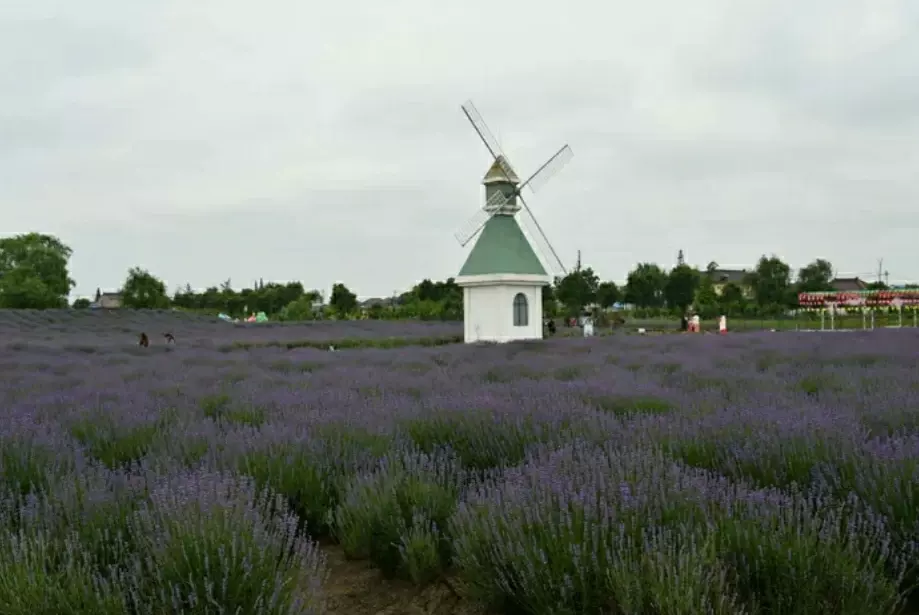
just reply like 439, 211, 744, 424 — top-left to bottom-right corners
482, 156, 520, 186
483, 156, 520, 215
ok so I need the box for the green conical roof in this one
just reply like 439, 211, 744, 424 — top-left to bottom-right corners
459, 215, 547, 277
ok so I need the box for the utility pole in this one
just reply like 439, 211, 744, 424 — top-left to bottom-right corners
876, 259, 890, 287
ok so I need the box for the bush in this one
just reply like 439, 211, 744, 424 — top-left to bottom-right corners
130, 471, 326, 614
0, 530, 129, 615
450, 442, 907, 615
333, 449, 462, 581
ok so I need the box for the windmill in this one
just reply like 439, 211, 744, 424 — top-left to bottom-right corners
454, 100, 573, 274
453, 100, 574, 343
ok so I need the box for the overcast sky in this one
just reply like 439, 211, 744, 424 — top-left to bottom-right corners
2, 0, 917, 300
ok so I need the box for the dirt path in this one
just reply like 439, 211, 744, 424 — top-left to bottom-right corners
322, 546, 486, 615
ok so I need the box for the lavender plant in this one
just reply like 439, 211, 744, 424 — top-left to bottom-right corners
235, 423, 392, 537
128, 470, 326, 615
334, 448, 463, 580
0, 529, 129, 615
451, 441, 907, 614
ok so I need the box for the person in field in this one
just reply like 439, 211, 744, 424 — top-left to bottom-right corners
680, 314, 689, 332
163, 333, 175, 344
138, 332, 149, 347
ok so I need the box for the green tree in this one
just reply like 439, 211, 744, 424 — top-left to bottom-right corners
0, 233, 75, 308
664, 264, 700, 313
624, 263, 667, 308
718, 281, 746, 314
745, 255, 792, 311
329, 282, 357, 318
414, 279, 437, 302
171, 284, 196, 310
170, 280, 312, 318
405, 278, 462, 320
694, 275, 719, 317
280, 297, 313, 321
366, 304, 385, 319
796, 259, 834, 293
279, 293, 321, 321
555, 267, 600, 314
200, 286, 222, 311
436, 278, 463, 319
266, 282, 305, 314
596, 281, 621, 309
72, 298, 91, 309
121, 267, 170, 309
542, 284, 559, 318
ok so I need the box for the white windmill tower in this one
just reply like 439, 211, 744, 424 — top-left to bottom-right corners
453, 100, 573, 344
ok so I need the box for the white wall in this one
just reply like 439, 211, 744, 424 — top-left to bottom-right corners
463, 284, 543, 343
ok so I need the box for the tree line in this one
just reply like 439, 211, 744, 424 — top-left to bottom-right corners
549, 257, 910, 319
0, 233, 463, 319
0, 232, 913, 319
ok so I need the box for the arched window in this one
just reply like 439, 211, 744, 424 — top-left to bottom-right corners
513, 292, 528, 327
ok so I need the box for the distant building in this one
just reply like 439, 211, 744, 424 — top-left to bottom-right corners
359, 297, 388, 309
90, 292, 123, 309
358, 297, 397, 316
830, 277, 868, 291
706, 268, 751, 297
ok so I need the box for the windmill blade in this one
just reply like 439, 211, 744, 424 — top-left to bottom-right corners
456, 189, 509, 245
483, 186, 510, 212
516, 210, 550, 269
461, 100, 501, 159
518, 194, 566, 274
518, 145, 573, 195
461, 100, 519, 181
517, 205, 565, 277
455, 207, 496, 247
454, 209, 492, 246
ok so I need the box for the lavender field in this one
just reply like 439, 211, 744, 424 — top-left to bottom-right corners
3, 315, 919, 614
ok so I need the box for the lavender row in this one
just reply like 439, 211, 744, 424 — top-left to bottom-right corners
0, 309, 463, 346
